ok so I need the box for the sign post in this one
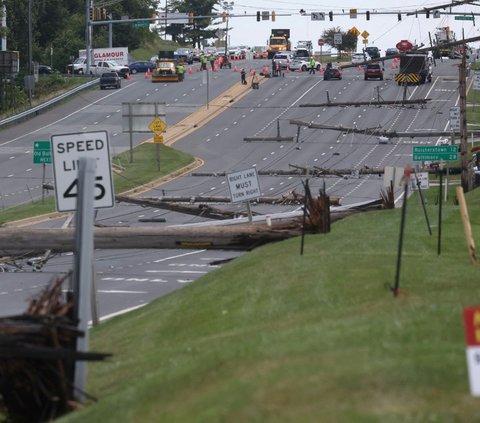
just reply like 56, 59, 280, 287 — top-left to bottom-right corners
51, 130, 114, 212
33, 140, 52, 203
226, 167, 261, 223
149, 116, 167, 171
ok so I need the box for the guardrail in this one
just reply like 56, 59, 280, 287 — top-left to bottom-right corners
0, 78, 99, 129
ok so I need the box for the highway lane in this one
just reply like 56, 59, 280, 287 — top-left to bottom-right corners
0, 57, 465, 318
0, 248, 244, 318
0, 59, 253, 208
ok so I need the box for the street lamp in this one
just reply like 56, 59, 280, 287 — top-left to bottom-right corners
221, 1, 234, 57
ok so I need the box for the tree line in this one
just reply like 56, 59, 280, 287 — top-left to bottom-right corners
2, 0, 221, 74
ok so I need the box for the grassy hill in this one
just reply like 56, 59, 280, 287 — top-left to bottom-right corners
58, 185, 480, 423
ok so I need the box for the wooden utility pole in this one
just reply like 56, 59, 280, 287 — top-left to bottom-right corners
460, 50, 469, 192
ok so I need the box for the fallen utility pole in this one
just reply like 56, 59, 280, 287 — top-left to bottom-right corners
289, 119, 480, 139
244, 136, 295, 142
299, 99, 430, 108
0, 225, 302, 254
119, 194, 302, 206
116, 195, 250, 220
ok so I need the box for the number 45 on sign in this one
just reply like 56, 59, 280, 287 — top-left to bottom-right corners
51, 131, 115, 212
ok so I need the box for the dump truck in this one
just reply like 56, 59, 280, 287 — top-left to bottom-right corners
267, 29, 291, 59
394, 53, 432, 85
151, 50, 182, 82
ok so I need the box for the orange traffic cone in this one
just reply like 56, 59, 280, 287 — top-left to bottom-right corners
298, 66, 302, 73
126, 72, 131, 80
233, 66, 238, 72
145, 68, 150, 79
286, 66, 290, 73
357, 65, 362, 71
188, 67, 193, 74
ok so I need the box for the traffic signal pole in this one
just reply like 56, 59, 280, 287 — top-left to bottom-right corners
460, 50, 469, 192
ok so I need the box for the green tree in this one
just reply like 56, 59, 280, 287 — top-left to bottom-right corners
321, 27, 358, 55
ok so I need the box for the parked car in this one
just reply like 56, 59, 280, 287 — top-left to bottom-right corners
323, 63, 342, 80
174, 48, 194, 64
289, 58, 321, 72
351, 52, 369, 65
364, 63, 384, 80
272, 52, 293, 69
37, 64, 53, 75
364, 46, 381, 59
385, 47, 399, 57
128, 61, 155, 74
99, 72, 121, 90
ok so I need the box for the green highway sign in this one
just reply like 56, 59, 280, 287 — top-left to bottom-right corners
455, 16, 474, 21
413, 145, 458, 161
33, 140, 52, 164
132, 21, 150, 28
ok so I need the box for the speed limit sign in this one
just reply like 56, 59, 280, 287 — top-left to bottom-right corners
51, 130, 114, 212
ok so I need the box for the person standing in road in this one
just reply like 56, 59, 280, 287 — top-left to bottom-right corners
208, 53, 215, 71
200, 54, 207, 71
308, 57, 316, 75
240, 68, 247, 85
176, 63, 185, 81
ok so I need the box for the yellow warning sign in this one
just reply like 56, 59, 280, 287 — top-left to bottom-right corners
362, 39, 368, 44
153, 135, 164, 144
149, 117, 167, 135
350, 26, 360, 37
361, 30, 370, 39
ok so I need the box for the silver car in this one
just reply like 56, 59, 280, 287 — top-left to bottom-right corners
272, 52, 293, 69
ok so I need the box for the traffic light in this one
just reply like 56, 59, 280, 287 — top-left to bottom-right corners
426, 10, 430, 18
398, 13, 402, 21
271, 10, 275, 22
366, 11, 370, 20
329, 11, 333, 21
189, 12, 194, 25
256, 11, 260, 21
89, 7, 94, 21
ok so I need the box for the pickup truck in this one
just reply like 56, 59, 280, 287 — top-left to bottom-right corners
99, 72, 121, 89
93, 60, 130, 78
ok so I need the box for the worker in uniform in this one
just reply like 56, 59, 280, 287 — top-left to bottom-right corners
308, 57, 316, 75
200, 54, 207, 71
176, 62, 185, 81
208, 53, 215, 71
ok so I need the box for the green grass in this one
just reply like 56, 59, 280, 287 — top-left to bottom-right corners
56, 186, 480, 423
0, 143, 194, 225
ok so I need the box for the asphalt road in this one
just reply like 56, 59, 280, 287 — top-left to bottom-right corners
0, 56, 464, 318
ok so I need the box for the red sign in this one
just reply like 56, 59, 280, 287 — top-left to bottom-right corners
318, 38, 325, 47
396, 39, 413, 53
464, 307, 480, 346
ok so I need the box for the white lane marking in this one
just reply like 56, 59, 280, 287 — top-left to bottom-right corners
153, 250, 206, 263
145, 270, 208, 274
97, 304, 147, 323
98, 290, 147, 294
0, 81, 140, 146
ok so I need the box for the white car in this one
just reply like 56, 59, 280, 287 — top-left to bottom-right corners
352, 52, 370, 65
289, 58, 321, 72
